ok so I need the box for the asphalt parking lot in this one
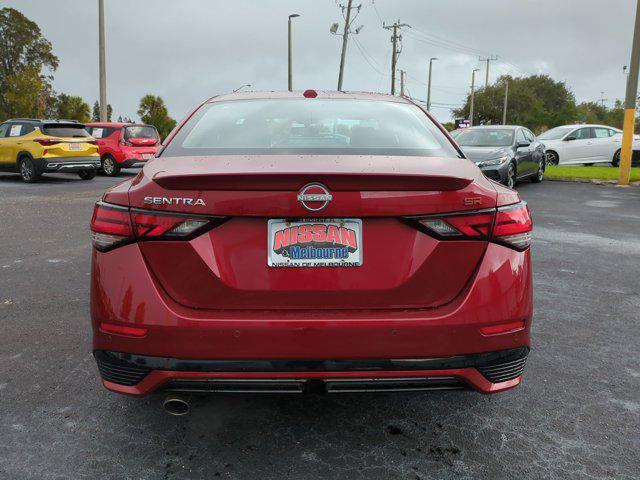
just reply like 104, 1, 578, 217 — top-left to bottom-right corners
0, 171, 639, 480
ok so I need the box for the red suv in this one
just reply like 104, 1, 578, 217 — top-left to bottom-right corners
85, 123, 160, 176
90, 91, 532, 412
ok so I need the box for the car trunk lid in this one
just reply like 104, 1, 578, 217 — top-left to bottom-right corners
125, 155, 497, 310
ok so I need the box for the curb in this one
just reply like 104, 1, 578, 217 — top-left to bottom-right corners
546, 177, 640, 187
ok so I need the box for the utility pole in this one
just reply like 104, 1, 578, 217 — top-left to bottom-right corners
479, 55, 498, 88
384, 20, 410, 95
333, 1, 362, 91
619, 0, 640, 185
502, 80, 509, 125
599, 92, 607, 108
427, 57, 437, 110
400, 70, 405, 96
470, 68, 479, 127
98, 0, 107, 122
288, 14, 300, 91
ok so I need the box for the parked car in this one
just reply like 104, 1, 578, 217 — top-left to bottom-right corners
0, 118, 100, 182
85, 122, 160, 176
90, 91, 533, 410
454, 125, 546, 188
538, 124, 639, 166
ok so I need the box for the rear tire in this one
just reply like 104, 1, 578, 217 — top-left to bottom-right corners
612, 149, 621, 167
546, 151, 559, 166
101, 155, 120, 176
19, 157, 40, 183
505, 162, 517, 189
531, 159, 545, 183
78, 169, 96, 180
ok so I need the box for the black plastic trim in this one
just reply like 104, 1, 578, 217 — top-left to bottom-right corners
94, 347, 529, 378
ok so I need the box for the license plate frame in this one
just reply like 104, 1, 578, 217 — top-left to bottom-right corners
267, 218, 363, 268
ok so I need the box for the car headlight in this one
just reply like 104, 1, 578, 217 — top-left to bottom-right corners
478, 155, 509, 167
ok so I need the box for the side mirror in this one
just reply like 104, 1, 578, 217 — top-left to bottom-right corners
564, 136, 577, 141
517, 141, 530, 148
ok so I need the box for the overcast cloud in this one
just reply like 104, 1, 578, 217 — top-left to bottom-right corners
3, 0, 636, 123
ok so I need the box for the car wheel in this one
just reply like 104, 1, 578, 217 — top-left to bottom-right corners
612, 149, 621, 167
78, 169, 97, 180
531, 159, 545, 183
505, 162, 517, 189
546, 151, 559, 166
101, 155, 120, 176
584, 163, 594, 166
19, 157, 40, 183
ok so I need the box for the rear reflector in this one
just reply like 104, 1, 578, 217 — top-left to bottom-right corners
90, 201, 226, 252
99, 322, 148, 337
480, 321, 526, 336
407, 201, 532, 250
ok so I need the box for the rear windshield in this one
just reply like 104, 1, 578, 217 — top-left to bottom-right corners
42, 124, 90, 138
162, 99, 459, 157
125, 125, 159, 140
456, 128, 514, 147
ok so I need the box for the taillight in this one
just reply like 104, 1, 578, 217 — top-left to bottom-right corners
417, 211, 494, 239
406, 201, 532, 251
492, 203, 532, 250
34, 138, 61, 146
130, 210, 213, 239
90, 201, 226, 252
90, 202, 133, 252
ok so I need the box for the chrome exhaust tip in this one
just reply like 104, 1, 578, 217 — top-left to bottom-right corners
163, 395, 190, 416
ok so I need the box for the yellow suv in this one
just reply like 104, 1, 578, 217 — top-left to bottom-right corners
0, 119, 101, 183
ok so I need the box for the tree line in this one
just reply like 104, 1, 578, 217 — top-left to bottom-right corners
450, 74, 633, 134
0, 8, 176, 138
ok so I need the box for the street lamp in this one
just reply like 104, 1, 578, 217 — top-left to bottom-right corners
427, 57, 438, 111
288, 14, 300, 91
233, 84, 251, 93
470, 68, 480, 127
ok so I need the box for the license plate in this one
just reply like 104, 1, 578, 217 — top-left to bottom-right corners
68, 144, 82, 151
268, 218, 363, 267
142, 153, 153, 160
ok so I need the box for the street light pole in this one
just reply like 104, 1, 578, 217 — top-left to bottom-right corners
619, 0, 640, 185
470, 69, 479, 127
427, 57, 437, 110
502, 80, 509, 125
98, 0, 107, 122
288, 14, 300, 92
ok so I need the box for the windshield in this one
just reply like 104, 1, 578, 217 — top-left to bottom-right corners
125, 125, 159, 140
162, 99, 459, 157
538, 127, 574, 140
41, 124, 90, 138
455, 128, 514, 147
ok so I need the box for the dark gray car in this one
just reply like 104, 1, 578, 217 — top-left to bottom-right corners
454, 126, 546, 188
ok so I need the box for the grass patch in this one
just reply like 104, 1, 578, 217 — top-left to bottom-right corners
546, 166, 640, 181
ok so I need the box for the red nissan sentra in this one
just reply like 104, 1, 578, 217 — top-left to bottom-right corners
90, 91, 532, 408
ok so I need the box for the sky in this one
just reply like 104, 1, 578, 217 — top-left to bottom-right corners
3, 0, 636, 123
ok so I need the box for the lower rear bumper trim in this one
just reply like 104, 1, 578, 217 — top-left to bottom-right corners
94, 348, 529, 396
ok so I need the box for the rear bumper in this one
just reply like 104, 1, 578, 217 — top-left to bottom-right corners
91, 242, 533, 396
36, 156, 101, 173
95, 348, 529, 396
